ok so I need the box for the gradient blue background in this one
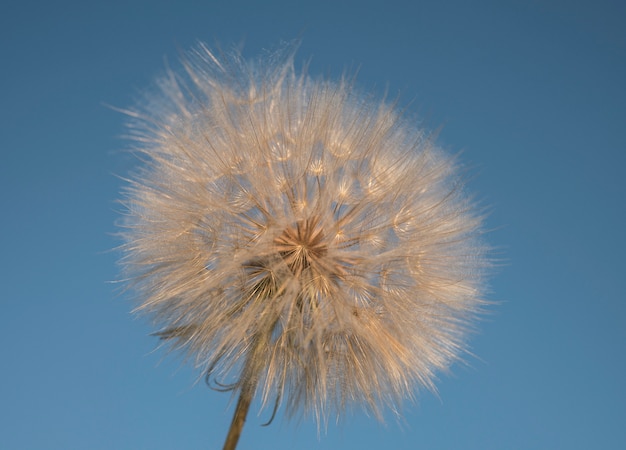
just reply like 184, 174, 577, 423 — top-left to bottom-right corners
2, 1, 624, 449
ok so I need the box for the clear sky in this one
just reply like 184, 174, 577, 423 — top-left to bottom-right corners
1, 0, 624, 449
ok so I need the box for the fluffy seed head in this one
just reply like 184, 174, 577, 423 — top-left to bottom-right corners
119, 43, 488, 425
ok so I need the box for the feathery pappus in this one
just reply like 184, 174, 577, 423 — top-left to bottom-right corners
118, 42, 489, 448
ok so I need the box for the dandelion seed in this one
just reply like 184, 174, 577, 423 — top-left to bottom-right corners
118, 43, 489, 450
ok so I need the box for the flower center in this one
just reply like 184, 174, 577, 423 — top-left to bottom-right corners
273, 217, 327, 276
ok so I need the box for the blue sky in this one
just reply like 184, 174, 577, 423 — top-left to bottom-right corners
1, 0, 624, 449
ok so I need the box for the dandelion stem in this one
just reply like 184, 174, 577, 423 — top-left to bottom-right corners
222, 386, 253, 450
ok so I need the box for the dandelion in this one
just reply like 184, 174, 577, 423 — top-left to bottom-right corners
118, 43, 488, 450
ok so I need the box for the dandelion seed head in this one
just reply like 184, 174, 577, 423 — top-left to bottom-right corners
119, 43, 489, 426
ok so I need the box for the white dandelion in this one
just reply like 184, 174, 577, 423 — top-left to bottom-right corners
118, 43, 488, 450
